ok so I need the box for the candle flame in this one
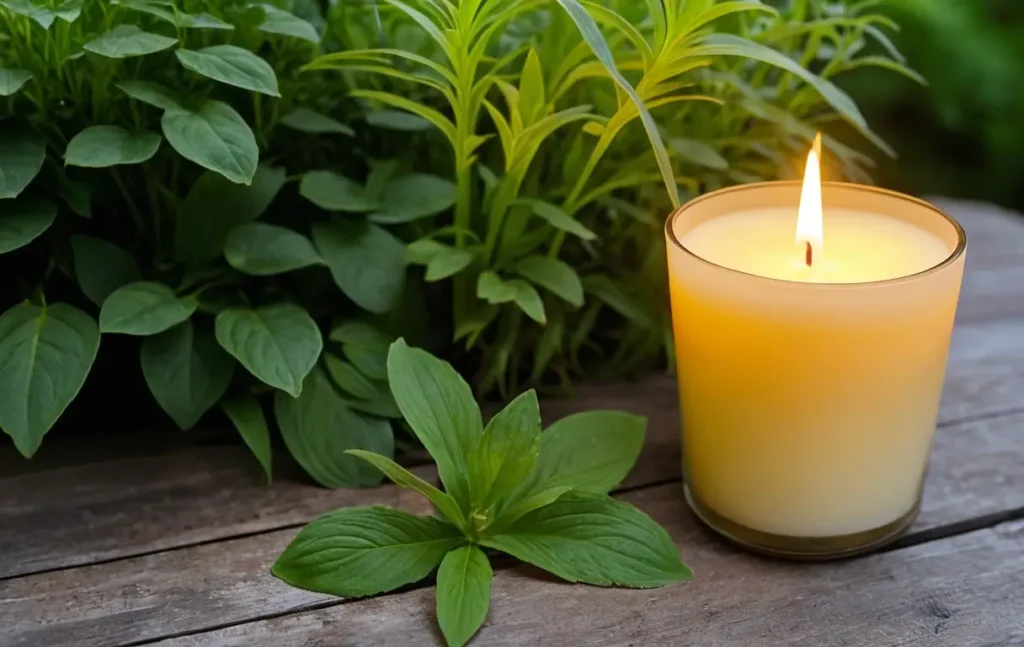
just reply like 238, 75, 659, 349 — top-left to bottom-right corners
796, 133, 823, 266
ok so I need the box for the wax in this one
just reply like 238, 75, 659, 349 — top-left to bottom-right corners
665, 182, 966, 544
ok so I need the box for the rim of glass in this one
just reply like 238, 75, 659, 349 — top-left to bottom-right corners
664, 181, 968, 288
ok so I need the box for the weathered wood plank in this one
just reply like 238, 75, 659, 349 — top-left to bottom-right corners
0, 201, 1022, 580
1, 406, 1022, 647
151, 495, 1024, 647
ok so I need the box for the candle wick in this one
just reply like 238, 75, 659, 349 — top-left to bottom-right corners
805, 241, 813, 267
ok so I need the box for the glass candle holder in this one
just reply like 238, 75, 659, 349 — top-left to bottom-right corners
664, 182, 967, 560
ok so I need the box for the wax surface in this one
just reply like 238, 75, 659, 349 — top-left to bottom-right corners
679, 208, 951, 283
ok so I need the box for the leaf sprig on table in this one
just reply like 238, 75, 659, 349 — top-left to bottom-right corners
271, 339, 693, 647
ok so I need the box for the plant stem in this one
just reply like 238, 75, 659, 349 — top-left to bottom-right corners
112, 168, 147, 248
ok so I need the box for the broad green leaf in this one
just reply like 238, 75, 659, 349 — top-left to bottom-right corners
117, 80, 183, 111
70, 235, 141, 306
519, 410, 645, 497
175, 164, 287, 264
515, 256, 584, 307
140, 321, 235, 430
0, 197, 55, 254
176, 45, 280, 96
272, 506, 461, 596
100, 281, 197, 335
324, 354, 379, 400
370, 174, 456, 224
162, 100, 259, 184
299, 171, 377, 212
469, 390, 541, 513
554, 0, 679, 207
670, 138, 728, 170
256, 4, 319, 43
274, 368, 393, 487
350, 89, 456, 142
406, 240, 475, 282
312, 219, 405, 314
0, 0, 56, 28
0, 126, 45, 199
514, 282, 544, 324
0, 303, 100, 457
437, 546, 492, 647
65, 126, 161, 167
83, 24, 177, 58
221, 395, 272, 482
224, 222, 322, 276
52, 0, 82, 23
0, 68, 31, 96
426, 247, 474, 282
517, 198, 596, 240
331, 321, 390, 379
365, 109, 432, 131
482, 493, 692, 587
347, 449, 466, 528
347, 393, 402, 419
215, 304, 321, 396
279, 108, 354, 135
387, 339, 482, 510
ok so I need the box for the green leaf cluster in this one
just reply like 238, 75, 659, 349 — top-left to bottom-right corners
0, 0, 914, 469
272, 340, 691, 647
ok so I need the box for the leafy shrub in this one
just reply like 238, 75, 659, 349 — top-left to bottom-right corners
0, 0, 914, 481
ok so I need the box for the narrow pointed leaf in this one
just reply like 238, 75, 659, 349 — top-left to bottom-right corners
347, 449, 466, 527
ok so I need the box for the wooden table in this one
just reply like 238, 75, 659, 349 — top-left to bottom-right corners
2, 199, 1023, 647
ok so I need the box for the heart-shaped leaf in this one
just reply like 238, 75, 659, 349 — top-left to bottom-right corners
117, 80, 183, 111
70, 235, 142, 306
65, 126, 162, 167
162, 100, 258, 184
99, 281, 197, 335
0, 126, 45, 199
215, 303, 322, 396
0, 68, 31, 96
224, 222, 323, 276
141, 321, 235, 430
0, 303, 100, 457
176, 45, 280, 96
83, 24, 178, 58
0, 197, 56, 254
312, 218, 405, 314
274, 367, 393, 487
0, 0, 56, 28
299, 171, 377, 212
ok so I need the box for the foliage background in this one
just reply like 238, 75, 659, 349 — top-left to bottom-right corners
0, 0, 918, 484
845, 0, 1024, 210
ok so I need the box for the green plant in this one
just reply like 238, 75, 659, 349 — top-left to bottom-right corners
0, 0, 440, 482
272, 339, 692, 647
313, 0, 918, 398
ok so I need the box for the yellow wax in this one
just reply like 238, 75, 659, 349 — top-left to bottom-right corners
682, 208, 950, 283
666, 184, 966, 538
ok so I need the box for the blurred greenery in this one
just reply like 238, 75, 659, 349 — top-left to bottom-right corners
844, 0, 1024, 209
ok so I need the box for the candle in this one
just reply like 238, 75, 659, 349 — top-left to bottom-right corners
664, 140, 967, 559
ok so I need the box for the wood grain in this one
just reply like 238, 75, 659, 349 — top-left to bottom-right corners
1, 406, 1022, 647
152, 492, 1024, 647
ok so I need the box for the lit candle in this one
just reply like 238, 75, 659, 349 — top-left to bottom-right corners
664, 137, 967, 559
